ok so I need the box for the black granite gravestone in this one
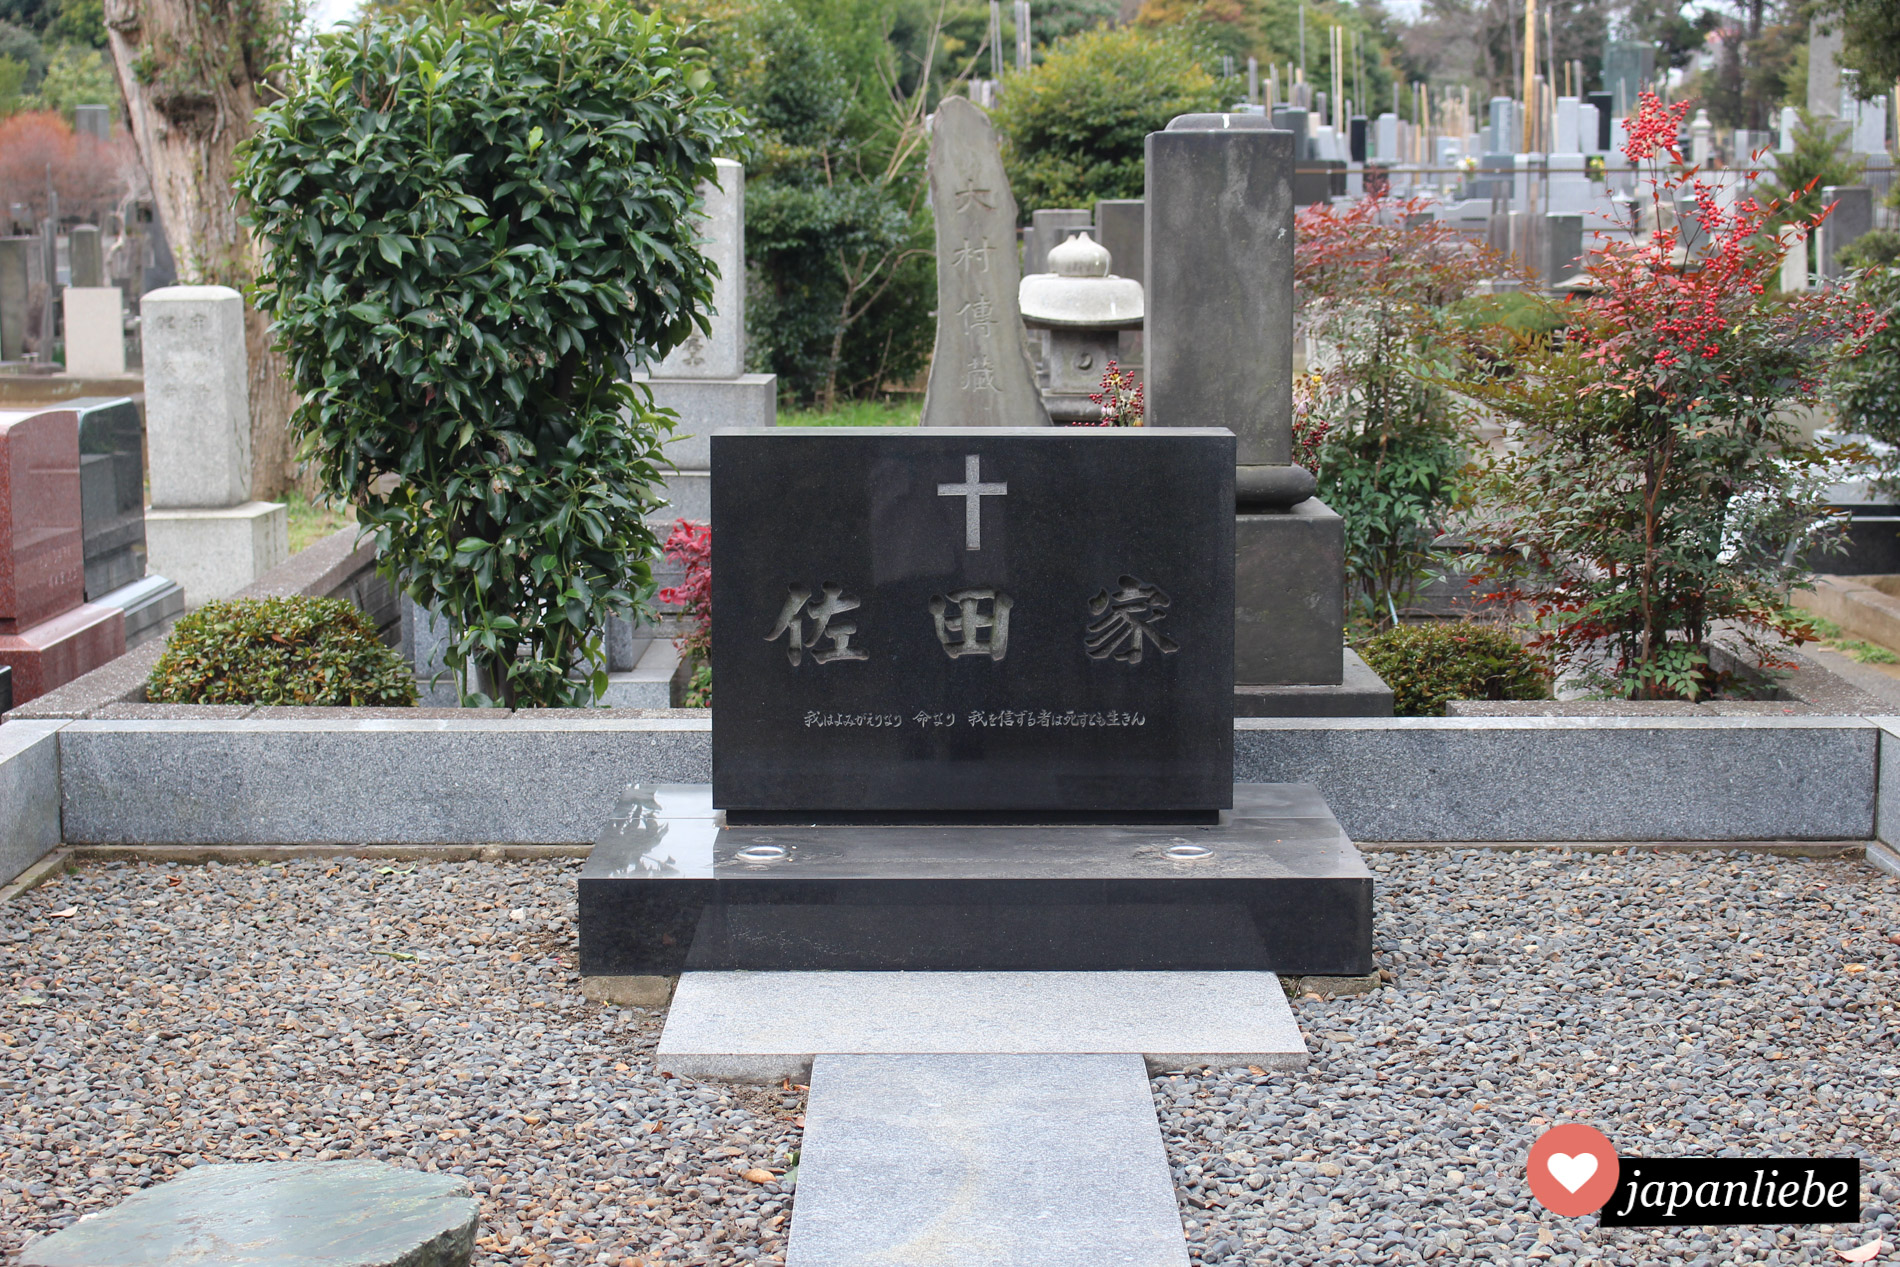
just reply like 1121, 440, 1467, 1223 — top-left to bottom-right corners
710, 428, 1235, 820
578, 428, 1374, 978
74, 397, 145, 600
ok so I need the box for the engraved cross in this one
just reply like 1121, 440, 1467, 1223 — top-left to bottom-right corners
937, 454, 1007, 552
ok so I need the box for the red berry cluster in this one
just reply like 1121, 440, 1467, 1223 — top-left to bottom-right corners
1088, 359, 1145, 426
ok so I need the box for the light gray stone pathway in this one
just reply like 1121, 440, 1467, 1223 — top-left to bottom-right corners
654, 970, 1309, 1083
665, 971, 1308, 1265
786, 1054, 1190, 1267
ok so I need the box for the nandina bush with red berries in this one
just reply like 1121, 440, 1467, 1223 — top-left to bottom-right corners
1295, 194, 1518, 626
658, 518, 711, 705
1468, 92, 1884, 700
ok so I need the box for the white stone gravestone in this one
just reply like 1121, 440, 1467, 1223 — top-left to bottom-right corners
140, 286, 287, 604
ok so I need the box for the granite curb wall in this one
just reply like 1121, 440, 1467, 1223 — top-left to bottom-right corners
0, 720, 63, 884
22, 715, 1887, 855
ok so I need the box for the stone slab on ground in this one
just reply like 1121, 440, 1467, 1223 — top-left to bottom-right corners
1234, 647, 1392, 717
18, 1159, 479, 1267
655, 970, 1307, 1083
787, 1053, 1189, 1267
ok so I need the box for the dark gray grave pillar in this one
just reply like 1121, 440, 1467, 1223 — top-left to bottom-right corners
1545, 213, 1584, 286
1093, 198, 1145, 288
1819, 185, 1874, 280
1144, 114, 1296, 472
0, 237, 30, 361
69, 225, 103, 289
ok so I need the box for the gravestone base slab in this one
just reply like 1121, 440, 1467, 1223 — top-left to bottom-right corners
1234, 648, 1394, 716
1236, 499, 1348, 686
147, 500, 289, 607
0, 600, 125, 704
654, 969, 1307, 1083
578, 782, 1372, 977
97, 574, 184, 648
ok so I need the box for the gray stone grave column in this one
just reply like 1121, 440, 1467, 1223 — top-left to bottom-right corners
1545, 213, 1584, 286
0, 237, 30, 361
919, 96, 1050, 428
141, 286, 288, 605
1145, 112, 1387, 713
69, 226, 102, 288
1819, 185, 1874, 280
1094, 198, 1146, 370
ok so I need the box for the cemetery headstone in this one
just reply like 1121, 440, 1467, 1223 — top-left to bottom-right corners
711, 428, 1234, 816
919, 97, 1050, 428
0, 407, 125, 702
1819, 185, 1875, 279
71, 396, 183, 642
71, 104, 108, 141
0, 408, 84, 633
141, 286, 288, 605
1093, 199, 1145, 288
0, 237, 31, 361
579, 425, 1373, 977
1145, 112, 1385, 713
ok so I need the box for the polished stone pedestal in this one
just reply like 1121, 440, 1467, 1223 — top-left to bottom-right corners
578, 782, 1372, 976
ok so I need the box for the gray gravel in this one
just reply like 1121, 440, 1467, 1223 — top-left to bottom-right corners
7, 849, 1896, 1266
0, 858, 803, 1266
1159, 848, 1900, 1265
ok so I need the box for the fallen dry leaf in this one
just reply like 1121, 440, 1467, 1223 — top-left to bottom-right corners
1837, 1240, 1886, 1263
742, 1168, 776, 1184
47, 908, 77, 919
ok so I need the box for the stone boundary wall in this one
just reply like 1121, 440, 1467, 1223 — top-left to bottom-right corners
11, 713, 1886, 853
7, 713, 1899, 886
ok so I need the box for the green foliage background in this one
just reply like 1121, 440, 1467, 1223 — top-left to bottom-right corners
239, 0, 736, 706
992, 25, 1223, 211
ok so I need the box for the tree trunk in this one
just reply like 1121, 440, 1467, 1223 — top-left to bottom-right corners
102, 0, 298, 500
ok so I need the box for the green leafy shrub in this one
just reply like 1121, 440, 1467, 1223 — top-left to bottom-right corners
238, 1, 736, 707
992, 25, 1223, 211
148, 598, 417, 706
1359, 623, 1551, 717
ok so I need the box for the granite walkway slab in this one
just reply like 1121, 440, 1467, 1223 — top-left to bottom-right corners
785, 1053, 1190, 1267
654, 969, 1308, 1082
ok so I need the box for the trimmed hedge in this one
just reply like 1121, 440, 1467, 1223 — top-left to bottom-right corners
1360, 622, 1551, 717
148, 598, 417, 707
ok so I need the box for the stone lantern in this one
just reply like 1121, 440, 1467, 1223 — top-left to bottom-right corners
1018, 232, 1144, 424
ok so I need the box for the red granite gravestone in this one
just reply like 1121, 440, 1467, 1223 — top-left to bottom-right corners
0, 407, 84, 632
0, 407, 124, 706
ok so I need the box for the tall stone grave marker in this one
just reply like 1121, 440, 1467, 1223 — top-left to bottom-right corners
920, 97, 1050, 428
71, 396, 183, 643
141, 286, 288, 605
1819, 185, 1874, 279
1145, 112, 1388, 714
